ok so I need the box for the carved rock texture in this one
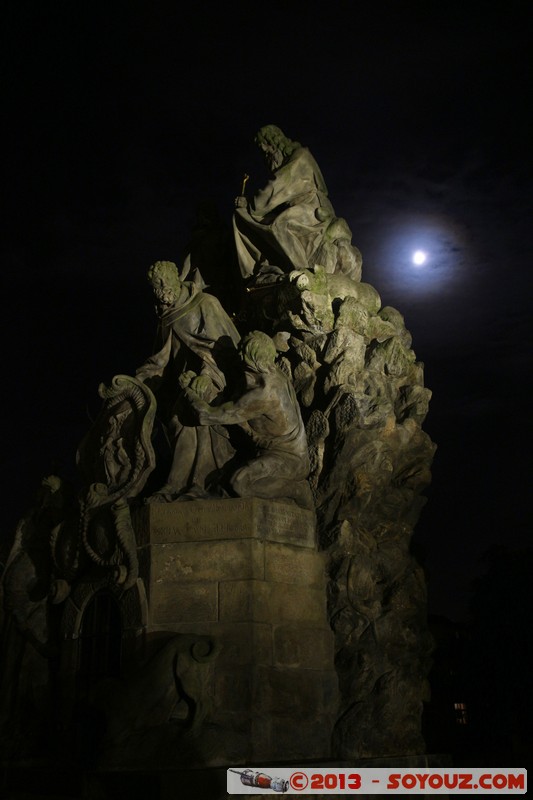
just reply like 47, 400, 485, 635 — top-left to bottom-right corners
263, 280, 436, 759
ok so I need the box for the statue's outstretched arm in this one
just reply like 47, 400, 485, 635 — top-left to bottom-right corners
184, 385, 264, 427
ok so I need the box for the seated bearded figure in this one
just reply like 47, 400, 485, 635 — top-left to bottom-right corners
233, 124, 361, 284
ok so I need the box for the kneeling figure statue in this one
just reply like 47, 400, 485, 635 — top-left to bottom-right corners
184, 330, 314, 510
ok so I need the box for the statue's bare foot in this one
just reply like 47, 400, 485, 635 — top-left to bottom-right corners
144, 484, 181, 504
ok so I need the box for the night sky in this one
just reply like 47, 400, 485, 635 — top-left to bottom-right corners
2, 2, 532, 623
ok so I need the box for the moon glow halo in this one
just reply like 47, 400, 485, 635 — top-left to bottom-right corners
412, 250, 427, 265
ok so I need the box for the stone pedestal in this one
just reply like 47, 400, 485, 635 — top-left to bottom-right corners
134, 498, 338, 765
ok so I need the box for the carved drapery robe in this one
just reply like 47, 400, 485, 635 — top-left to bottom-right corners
234, 146, 335, 279
137, 283, 240, 494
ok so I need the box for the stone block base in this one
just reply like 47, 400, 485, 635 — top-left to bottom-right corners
133, 498, 338, 765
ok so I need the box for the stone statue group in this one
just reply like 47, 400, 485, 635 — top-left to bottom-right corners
132, 124, 378, 510
136, 261, 313, 509
1, 126, 436, 763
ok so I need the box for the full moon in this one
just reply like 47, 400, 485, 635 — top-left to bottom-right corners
412, 250, 427, 265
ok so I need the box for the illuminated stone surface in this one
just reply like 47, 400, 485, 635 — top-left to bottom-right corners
0, 126, 435, 784
130, 498, 337, 767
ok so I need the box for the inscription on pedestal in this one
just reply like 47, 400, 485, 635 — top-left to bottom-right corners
135, 498, 316, 547
255, 500, 316, 547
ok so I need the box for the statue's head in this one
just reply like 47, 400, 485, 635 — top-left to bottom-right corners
255, 125, 300, 171
240, 330, 277, 373
147, 260, 182, 307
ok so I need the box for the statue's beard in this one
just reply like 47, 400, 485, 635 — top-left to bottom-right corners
266, 150, 283, 171
154, 287, 176, 307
